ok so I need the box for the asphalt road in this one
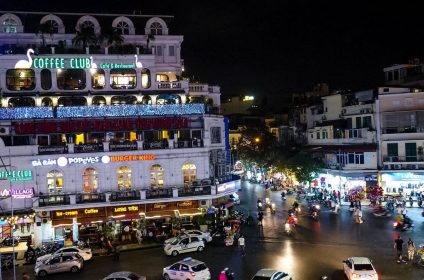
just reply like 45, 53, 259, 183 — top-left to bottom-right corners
3, 181, 424, 280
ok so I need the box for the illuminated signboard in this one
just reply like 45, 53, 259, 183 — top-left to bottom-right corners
52, 207, 105, 219
14, 49, 143, 70
32, 155, 155, 167
0, 188, 34, 199
0, 170, 32, 181
111, 205, 139, 214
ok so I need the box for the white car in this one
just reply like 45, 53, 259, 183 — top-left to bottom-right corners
251, 269, 292, 280
164, 236, 205, 256
102, 271, 146, 280
36, 246, 92, 264
163, 257, 210, 280
164, 231, 212, 246
343, 257, 378, 280
229, 193, 240, 205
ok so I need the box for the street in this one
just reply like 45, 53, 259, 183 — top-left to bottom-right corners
4, 181, 424, 280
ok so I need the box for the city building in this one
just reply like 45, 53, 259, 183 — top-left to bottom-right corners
306, 90, 378, 194
0, 11, 238, 246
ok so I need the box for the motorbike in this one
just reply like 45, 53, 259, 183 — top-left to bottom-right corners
257, 199, 263, 211
309, 204, 320, 220
281, 191, 287, 201
386, 201, 395, 212
393, 217, 414, 231
409, 197, 414, 207
418, 199, 423, 208
223, 268, 235, 280
0, 236, 19, 247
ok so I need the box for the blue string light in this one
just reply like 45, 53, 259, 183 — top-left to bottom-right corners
0, 104, 205, 120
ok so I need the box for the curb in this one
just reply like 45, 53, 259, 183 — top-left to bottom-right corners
92, 243, 162, 256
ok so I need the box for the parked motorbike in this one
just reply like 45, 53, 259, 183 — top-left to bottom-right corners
0, 236, 19, 247
281, 191, 287, 201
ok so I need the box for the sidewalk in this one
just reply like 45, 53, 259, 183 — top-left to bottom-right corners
92, 241, 162, 256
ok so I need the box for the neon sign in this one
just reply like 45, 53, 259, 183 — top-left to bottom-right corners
0, 170, 32, 181
0, 188, 34, 199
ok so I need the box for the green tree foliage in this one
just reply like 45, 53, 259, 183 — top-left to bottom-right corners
285, 152, 323, 187
72, 25, 98, 48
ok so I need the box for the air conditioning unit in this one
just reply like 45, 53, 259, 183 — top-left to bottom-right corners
0, 126, 10, 135
38, 211, 50, 218
394, 164, 402, 170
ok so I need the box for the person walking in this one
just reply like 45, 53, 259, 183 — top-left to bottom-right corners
402, 207, 407, 219
238, 234, 246, 257
407, 238, 416, 262
353, 206, 360, 223
394, 235, 404, 263
357, 208, 363, 223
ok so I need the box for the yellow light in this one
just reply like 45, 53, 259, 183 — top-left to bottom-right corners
243, 96, 254, 101
255, 137, 260, 143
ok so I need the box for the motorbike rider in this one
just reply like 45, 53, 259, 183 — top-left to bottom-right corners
292, 200, 299, 210
409, 196, 414, 207
281, 190, 286, 199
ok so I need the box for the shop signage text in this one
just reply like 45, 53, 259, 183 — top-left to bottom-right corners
33, 57, 91, 69
0, 170, 32, 181
111, 205, 139, 213
99, 63, 135, 69
110, 155, 156, 162
32, 154, 156, 167
52, 207, 105, 219
383, 172, 424, 182
0, 188, 34, 199
217, 181, 236, 193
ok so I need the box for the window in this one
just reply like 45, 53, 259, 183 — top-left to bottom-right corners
6, 69, 36, 91
169, 46, 175, 56
181, 264, 189, 271
43, 19, 59, 33
92, 96, 106, 105
356, 117, 362, 128
3, 18, 17, 33
117, 166, 132, 190
47, 170, 63, 194
57, 69, 86, 90
41, 69, 52, 90
182, 163, 196, 185
362, 116, 372, 128
322, 130, 328, 139
150, 164, 164, 187
8, 97, 35, 107
110, 69, 136, 89
346, 118, 352, 129
150, 22, 163, 35
141, 69, 151, 89
155, 46, 162, 56
156, 94, 181, 105
387, 71, 393, 81
393, 70, 399, 80
116, 21, 130, 35
387, 143, 398, 158
62, 255, 74, 261
191, 237, 199, 242
210, 127, 221, 144
310, 133, 313, 139
91, 69, 105, 89
82, 168, 98, 192
405, 143, 417, 161
41, 97, 53, 107
141, 95, 152, 104
81, 20, 95, 32
316, 132, 320, 139
169, 264, 180, 270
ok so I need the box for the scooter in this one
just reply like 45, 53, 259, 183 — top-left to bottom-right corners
257, 199, 263, 211
281, 192, 287, 201
393, 217, 414, 231
309, 204, 320, 220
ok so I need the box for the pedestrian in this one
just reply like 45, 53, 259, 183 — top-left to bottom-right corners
402, 207, 407, 219
394, 235, 404, 263
238, 234, 245, 257
357, 208, 363, 223
219, 271, 228, 280
407, 238, 416, 262
353, 206, 359, 223
22, 273, 30, 280
337, 191, 341, 202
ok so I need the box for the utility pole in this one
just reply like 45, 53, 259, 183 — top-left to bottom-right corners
338, 147, 342, 204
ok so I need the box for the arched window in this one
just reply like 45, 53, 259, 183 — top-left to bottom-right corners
182, 163, 196, 185
92, 96, 106, 105
156, 94, 181, 105
41, 97, 53, 107
141, 69, 151, 89
47, 170, 63, 194
83, 168, 98, 192
43, 19, 59, 33
112, 16, 134, 35
116, 21, 129, 35
40, 14, 65, 34
141, 95, 152, 105
117, 166, 132, 190
8, 97, 35, 107
150, 164, 164, 188
58, 96, 87, 106
3, 18, 17, 33
81, 20, 95, 32
111, 95, 137, 105
150, 22, 163, 35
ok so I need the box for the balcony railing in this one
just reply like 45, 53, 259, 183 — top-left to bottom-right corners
110, 190, 140, 202
74, 143, 104, 153
382, 127, 422, 134
383, 156, 421, 162
38, 145, 68, 155
157, 81, 182, 89
143, 140, 168, 150
173, 139, 204, 148
76, 193, 106, 204
145, 188, 173, 199
39, 194, 70, 207
178, 185, 211, 197
109, 142, 137, 151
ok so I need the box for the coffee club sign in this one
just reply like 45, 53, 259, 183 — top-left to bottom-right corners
15, 49, 143, 70
0, 170, 32, 181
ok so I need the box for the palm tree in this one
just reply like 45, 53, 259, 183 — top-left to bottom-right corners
101, 27, 124, 48
146, 34, 155, 53
37, 22, 54, 47
72, 25, 97, 49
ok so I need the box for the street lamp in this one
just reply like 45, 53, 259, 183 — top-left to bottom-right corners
254, 137, 260, 143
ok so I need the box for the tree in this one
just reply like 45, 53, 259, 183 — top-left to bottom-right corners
101, 27, 124, 48
37, 22, 55, 47
72, 25, 98, 48
285, 152, 323, 189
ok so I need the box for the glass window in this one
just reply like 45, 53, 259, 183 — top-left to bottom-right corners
81, 20, 95, 32
169, 46, 175, 56
210, 127, 221, 144
3, 18, 17, 33
110, 69, 136, 89
47, 170, 63, 194
91, 69, 105, 89
41, 69, 52, 90
387, 143, 398, 157
42, 20, 59, 33
111, 95, 137, 105
316, 132, 320, 139
150, 164, 164, 188
356, 117, 362, 128
117, 166, 132, 190
6, 69, 36, 91
182, 163, 196, 185
141, 69, 151, 89
57, 69, 86, 90
150, 22, 162, 35
156, 94, 181, 105
82, 168, 98, 192
41, 97, 53, 107
92, 96, 106, 105
405, 143, 417, 161
155, 46, 162, 56
346, 118, 352, 129
8, 97, 35, 107
156, 74, 169, 82
141, 95, 152, 105
58, 96, 87, 106
116, 21, 129, 35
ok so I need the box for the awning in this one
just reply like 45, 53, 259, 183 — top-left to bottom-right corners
178, 208, 203, 217
145, 210, 177, 219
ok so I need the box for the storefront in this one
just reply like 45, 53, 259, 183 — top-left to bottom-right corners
381, 172, 424, 196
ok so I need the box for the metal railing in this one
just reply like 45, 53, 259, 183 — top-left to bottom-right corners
38, 145, 68, 155
74, 143, 104, 153
109, 190, 140, 201
39, 194, 70, 207
145, 187, 173, 199
177, 185, 211, 197
383, 156, 421, 162
109, 142, 137, 151
76, 193, 106, 204
173, 139, 204, 148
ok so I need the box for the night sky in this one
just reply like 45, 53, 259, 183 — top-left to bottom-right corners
2, 1, 424, 97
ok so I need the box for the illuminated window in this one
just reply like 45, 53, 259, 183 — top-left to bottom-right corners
82, 168, 98, 192
47, 170, 63, 194
41, 97, 53, 107
3, 18, 17, 33
141, 95, 152, 104
150, 22, 162, 35
117, 166, 132, 190
110, 69, 136, 89
182, 163, 196, 185
91, 69, 105, 89
57, 69, 86, 90
150, 164, 164, 188
6, 69, 36, 91
92, 96, 106, 105
141, 69, 151, 89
